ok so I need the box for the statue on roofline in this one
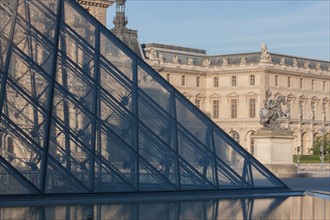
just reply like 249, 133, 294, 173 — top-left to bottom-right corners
259, 89, 290, 130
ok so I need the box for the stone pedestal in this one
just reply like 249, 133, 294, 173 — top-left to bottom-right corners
254, 129, 297, 177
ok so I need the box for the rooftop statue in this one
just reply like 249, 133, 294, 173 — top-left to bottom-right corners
259, 90, 290, 130
260, 42, 272, 63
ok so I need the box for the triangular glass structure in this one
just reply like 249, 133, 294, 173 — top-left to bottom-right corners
0, 0, 289, 195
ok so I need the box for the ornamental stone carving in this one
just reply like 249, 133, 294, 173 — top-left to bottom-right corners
260, 42, 272, 63
148, 48, 157, 60
280, 57, 285, 65
293, 59, 298, 67
173, 55, 179, 64
222, 58, 228, 66
304, 61, 310, 69
158, 53, 164, 63
316, 62, 321, 70
259, 90, 290, 130
187, 57, 194, 65
202, 58, 211, 67
240, 57, 246, 65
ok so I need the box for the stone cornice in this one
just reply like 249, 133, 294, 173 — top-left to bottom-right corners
77, 0, 114, 8
148, 61, 330, 79
268, 67, 330, 80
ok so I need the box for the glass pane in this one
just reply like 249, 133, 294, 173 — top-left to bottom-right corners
100, 93, 134, 147
45, 158, 89, 193
56, 57, 94, 112
179, 157, 215, 190
100, 31, 133, 80
138, 65, 170, 112
0, 163, 30, 195
0, 2, 14, 39
52, 86, 93, 148
17, 0, 58, 41
139, 125, 178, 187
139, 159, 177, 191
216, 158, 248, 189
3, 83, 47, 148
63, 1, 96, 47
138, 91, 171, 146
175, 97, 209, 147
96, 124, 138, 190
100, 60, 133, 112
213, 131, 246, 177
94, 160, 135, 193
12, 21, 54, 73
251, 160, 285, 188
9, 51, 50, 108
48, 121, 92, 189
0, 118, 42, 190
177, 127, 216, 187
59, 28, 95, 77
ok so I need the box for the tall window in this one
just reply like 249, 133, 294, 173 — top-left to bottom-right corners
231, 99, 237, 118
250, 131, 255, 155
312, 79, 315, 90
300, 78, 303, 89
232, 76, 236, 87
249, 98, 256, 118
299, 100, 304, 120
181, 75, 186, 86
214, 77, 219, 87
166, 74, 170, 82
323, 81, 327, 91
288, 77, 291, 88
250, 75, 255, 86
213, 100, 219, 119
275, 75, 279, 86
196, 76, 200, 87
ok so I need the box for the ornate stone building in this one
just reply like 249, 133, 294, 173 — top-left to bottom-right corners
142, 43, 330, 155
81, 0, 330, 156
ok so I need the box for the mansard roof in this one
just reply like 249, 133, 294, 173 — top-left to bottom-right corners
143, 43, 330, 71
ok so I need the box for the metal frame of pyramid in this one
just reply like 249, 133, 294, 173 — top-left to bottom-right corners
0, 0, 289, 195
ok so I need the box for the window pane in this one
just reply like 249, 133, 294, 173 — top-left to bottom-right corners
232, 76, 236, 86
213, 100, 219, 119
249, 98, 255, 118
231, 99, 237, 118
181, 75, 185, 86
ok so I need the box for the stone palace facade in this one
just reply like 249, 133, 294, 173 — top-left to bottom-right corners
78, 0, 330, 155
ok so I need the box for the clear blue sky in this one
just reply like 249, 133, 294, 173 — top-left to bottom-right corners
107, 0, 330, 61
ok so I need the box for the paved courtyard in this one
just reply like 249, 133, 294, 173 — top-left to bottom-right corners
281, 175, 330, 192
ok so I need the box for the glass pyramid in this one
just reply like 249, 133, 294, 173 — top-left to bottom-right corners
0, 0, 288, 195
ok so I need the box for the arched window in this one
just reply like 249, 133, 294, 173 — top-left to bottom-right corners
250, 75, 255, 86
232, 76, 236, 87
